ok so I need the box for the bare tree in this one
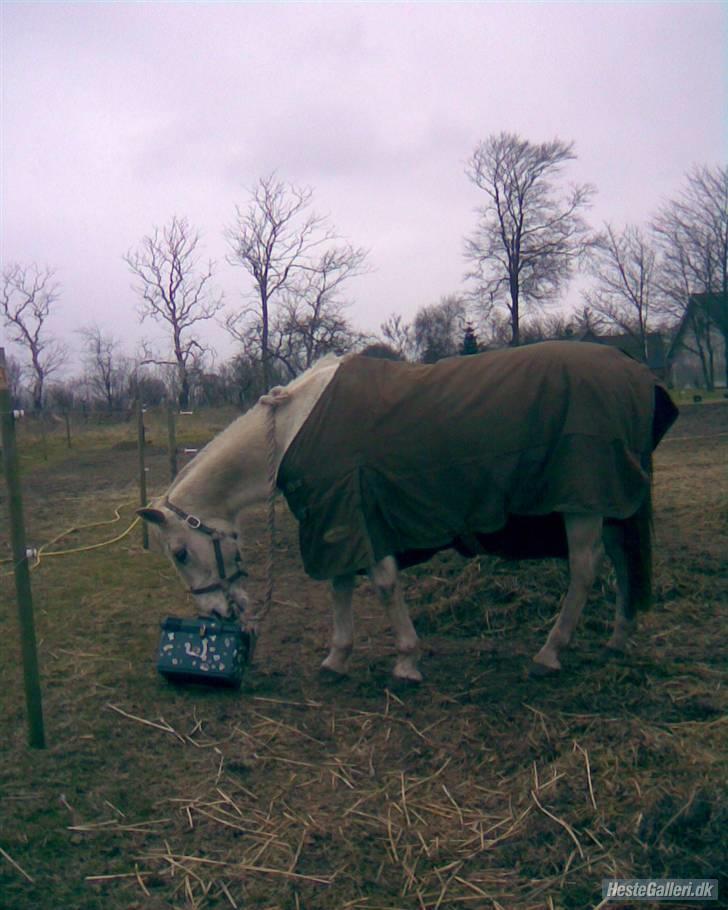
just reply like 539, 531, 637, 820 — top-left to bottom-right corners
2, 352, 25, 407
272, 305, 362, 379
569, 304, 606, 336
379, 313, 416, 361
127, 354, 168, 407
477, 311, 514, 349
653, 164, 728, 386
465, 133, 594, 345
413, 295, 467, 363
273, 244, 368, 376
583, 224, 658, 357
78, 324, 129, 413
124, 215, 223, 409
225, 174, 367, 389
1, 263, 68, 410
46, 381, 76, 412
225, 351, 267, 409
519, 312, 573, 344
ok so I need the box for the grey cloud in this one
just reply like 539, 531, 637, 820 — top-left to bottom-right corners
1, 1, 725, 365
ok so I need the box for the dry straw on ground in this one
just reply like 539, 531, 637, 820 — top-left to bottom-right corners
1, 403, 726, 909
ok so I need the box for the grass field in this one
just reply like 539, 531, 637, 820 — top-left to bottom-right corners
1, 402, 726, 910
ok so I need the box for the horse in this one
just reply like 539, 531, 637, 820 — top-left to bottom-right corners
138, 341, 678, 683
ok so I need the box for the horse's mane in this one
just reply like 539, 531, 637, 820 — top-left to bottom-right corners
167, 354, 345, 496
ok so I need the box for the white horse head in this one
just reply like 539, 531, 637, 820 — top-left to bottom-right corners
139, 500, 250, 621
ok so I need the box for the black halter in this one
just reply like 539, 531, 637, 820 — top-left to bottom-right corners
165, 499, 248, 596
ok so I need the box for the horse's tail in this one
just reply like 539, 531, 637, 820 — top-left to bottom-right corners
621, 469, 654, 615
616, 384, 675, 616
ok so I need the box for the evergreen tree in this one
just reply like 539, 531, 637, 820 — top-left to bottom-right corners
461, 322, 479, 355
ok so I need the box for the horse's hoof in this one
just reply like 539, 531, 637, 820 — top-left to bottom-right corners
319, 663, 348, 682
529, 660, 560, 678
392, 669, 423, 685
392, 676, 422, 687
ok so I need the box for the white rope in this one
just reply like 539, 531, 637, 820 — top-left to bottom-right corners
262, 400, 278, 622
244, 395, 282, 636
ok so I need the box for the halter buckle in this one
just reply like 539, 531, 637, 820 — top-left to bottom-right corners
186, 515, 202, 530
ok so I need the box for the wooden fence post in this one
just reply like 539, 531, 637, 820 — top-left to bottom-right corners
0, 348, 46, 748
137, 399, 149, 549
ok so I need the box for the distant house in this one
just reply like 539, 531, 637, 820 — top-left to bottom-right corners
574, 329, 669, 381
666, 293, 727, 389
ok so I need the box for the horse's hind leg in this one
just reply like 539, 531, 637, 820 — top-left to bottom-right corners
321, 574, 355, 676
532, 514, 604, 674
370, 556, 422, 682
603, 523, 636, 652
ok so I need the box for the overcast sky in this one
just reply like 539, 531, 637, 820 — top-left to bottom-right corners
1, 1, 726, 369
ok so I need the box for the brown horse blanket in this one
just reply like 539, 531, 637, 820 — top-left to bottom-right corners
278, 342, 678, 580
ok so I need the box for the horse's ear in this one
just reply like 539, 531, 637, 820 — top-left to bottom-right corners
137, 507, 167, 526
259, 386, 291, 407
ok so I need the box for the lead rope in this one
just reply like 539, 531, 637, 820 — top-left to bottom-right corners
245, 398, 279, 654
263, 400, 278, 623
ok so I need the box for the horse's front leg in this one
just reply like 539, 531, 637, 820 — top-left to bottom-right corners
532, 514, 604, 674
370, 556, 422, 682
321, 574, 356, 676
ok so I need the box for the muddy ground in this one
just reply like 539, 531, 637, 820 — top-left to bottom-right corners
0, 402, 726, 909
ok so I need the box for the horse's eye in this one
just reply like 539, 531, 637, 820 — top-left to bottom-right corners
174, 547, 188, 565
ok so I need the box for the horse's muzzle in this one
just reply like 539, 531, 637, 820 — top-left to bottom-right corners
193, 576, 248, 622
